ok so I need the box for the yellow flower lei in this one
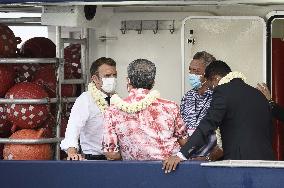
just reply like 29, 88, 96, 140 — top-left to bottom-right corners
110, 90, 160, 113
88, 82, 108, 113
218, 71, 246, 86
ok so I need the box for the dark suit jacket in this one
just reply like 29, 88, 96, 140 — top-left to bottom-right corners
181, 78, 275, 160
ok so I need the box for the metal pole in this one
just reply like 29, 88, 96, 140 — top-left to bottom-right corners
81, 28, 89, 91
0, 17, 41, 23
0, 98, 52, 104
60, 97, 77, 103
4, 23, 43, 26
0, 58, 59, 64
62, 79, 85, 84
0, 97, 76, 104
61, 38, 87, 45
55, 26, 62, 160
85, 28, 90, 85
0, 138, 62, 144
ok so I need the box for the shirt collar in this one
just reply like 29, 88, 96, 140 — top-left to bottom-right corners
129, 88, 150, 95
128, 88, 151, 101
192, 89, 213, 96
101, 92, 108, 98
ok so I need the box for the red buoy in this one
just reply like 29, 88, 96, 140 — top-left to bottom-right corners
5, 82, 50, 129
3, 129, 52, 160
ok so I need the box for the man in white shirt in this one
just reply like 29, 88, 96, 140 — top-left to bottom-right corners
60, 57, 117, 160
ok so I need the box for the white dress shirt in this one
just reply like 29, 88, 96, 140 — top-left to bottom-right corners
60, 91, 106, 155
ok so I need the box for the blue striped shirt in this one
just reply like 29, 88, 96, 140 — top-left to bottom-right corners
180, 89, 213, 136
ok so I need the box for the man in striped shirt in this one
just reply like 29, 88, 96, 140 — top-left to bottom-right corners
180, 51, 222, 160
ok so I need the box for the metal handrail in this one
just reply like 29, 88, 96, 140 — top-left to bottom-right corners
0, 97, 76, 104
0, 98, 52, 104
0, 17, 41, 24
0, 24, 87, 160
61, 97, 77, 103
62, 79, 85, 84
0, 18, 88, 160
55, 25, 63, 160
61, 38, 87, 44
0, 137, 62, 144
0, 58, 60, 64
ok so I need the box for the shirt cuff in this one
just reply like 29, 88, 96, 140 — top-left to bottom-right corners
187, 129, 195, 136
60, 138, 79, 152
176, 152, 187, 161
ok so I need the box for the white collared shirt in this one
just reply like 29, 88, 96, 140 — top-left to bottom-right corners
60, 91, 107, 155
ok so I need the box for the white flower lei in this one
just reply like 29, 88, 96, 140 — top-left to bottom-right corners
88, 82, 108, 113
218, 71, 246, 86
110, 90, 160, 113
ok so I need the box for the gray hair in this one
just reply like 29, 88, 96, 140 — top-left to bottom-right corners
127, 59, 156, 90
193, 51, 216, 67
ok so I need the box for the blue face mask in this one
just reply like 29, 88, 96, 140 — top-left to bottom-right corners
188, 73, 202, 89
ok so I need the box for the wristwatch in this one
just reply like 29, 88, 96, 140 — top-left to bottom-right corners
268, 99, 276, 108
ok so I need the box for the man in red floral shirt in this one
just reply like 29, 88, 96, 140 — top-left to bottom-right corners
102, 59, 188, 160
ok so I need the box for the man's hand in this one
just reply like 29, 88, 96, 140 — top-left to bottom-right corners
209, 146, 223, 161
104, 152, 122, 160
178, 137, 189, 147
257, 83, 271, 101
67, 147, 84, 161
162, 156, 182, 174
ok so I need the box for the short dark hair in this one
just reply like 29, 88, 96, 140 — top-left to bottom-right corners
90, 57, 116, 76
193, 51, 216, 67
127, 59, 156, 90
204, 60, 231, 79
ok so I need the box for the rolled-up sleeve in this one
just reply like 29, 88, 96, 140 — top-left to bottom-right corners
180, 87, 227, 159
102, 109, 119, 153
60, 93, 89, 151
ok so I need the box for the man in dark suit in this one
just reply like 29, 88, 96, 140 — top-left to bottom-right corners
163, 60, 275, 173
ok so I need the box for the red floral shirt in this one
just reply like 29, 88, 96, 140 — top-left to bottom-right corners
103, 88, 187, 160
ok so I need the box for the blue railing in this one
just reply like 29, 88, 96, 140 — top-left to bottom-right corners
1, 160, 284, 188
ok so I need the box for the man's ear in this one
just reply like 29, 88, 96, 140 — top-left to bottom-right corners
200, 74, 206, 83
91, 74, 99, 83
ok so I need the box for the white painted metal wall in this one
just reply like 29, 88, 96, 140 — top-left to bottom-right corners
91, 12, 213, 104
45, 7, 268, 104
183, 17, 266, 93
